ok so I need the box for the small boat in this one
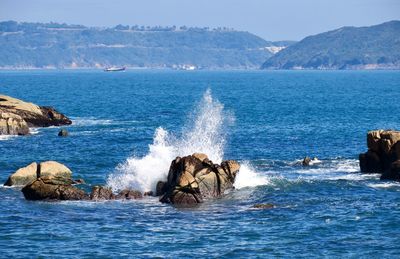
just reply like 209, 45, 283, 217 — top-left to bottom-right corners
104, 66, 126, 72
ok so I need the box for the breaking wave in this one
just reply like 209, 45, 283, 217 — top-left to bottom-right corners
107, 89, 234, 192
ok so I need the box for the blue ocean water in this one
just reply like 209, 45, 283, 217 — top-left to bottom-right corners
1, 70, 400, 258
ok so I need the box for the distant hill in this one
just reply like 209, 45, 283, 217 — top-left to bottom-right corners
0, 21, 292, 69
261, 21, 400, 70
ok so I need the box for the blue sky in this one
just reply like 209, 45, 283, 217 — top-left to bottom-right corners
0, 0, 399, 40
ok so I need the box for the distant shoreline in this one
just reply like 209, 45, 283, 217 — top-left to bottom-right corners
0, 67, 399, 71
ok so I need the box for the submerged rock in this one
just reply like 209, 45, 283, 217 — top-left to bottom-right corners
58, 129, 69, 137
252, 203, 275, 209
359, 130, 400, 181
0, 94, 71, 136
159, 153, 240, 205
301, 156, 320, 166
22, 177, 89, 201
4, 161, 72, 186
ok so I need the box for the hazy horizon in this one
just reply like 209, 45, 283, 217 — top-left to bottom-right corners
1, 0, 399, 41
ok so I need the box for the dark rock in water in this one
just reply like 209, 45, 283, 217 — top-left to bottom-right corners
359, 130, 400, 181
359, 150, 382, 173
160, 153, 240, 205
116, 189, 142, 200
22, 177, 89, 201
0, 94, 71, 136
156, 181, 167, 196
73, 179, 85, 184
381, 160, 400, 181
252, 203, 275, 209
90, 186, 115, 200
58, 129, 69, 137
302, 157, 311, 166
143, 191, 153, 196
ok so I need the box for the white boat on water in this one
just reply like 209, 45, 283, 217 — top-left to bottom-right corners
104, 66, 126, 72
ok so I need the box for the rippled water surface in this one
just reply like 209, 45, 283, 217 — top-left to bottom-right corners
1, 70, 400, 258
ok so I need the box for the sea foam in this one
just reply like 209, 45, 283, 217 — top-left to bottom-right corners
107, 89, 241, 192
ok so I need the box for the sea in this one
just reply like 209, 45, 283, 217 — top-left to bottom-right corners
1, 70, 400, 258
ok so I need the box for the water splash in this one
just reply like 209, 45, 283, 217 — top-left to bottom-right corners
107, 89, 231, 192
234, 162, 271, 189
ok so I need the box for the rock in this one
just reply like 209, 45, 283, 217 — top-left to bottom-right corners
4, 161, 72, 186
160, 153, 240, 205
73, 179, 85, 184
381, 160, 400, 181
301, 156, 320, 166
0, 94, 71, 136
39, 161, 72, 179
116, 189, 143, 200
22, 177, 89, 201
359, 150, 382, 173
0, 111, 30, 135
252, 203, 275, 209
4, 162, 38, 186
143, 191, 153, 196
58, 129, 69, 137
302, 157, 312, 166
156, 181, 167, 196
90, 186, 115, 200
359, 130, 400, 181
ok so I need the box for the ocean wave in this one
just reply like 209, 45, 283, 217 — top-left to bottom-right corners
71, 117, 142, 127
368, 182, 400, 189
107, 89, 231, 193
0, 135, 17, 141
234, 162, 271, 189
71, 117, 114, 126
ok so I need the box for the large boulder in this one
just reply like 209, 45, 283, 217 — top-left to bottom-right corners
359, 130, 400, 181
0, 111, 30, 135
159, 153, 240, 205
22, 177, 89, 201
0, 94, 71, 135
4, 161, 72, 186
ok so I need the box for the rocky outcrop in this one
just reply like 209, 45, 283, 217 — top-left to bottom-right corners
5, 160, 142, 201
22, 177, 89, 201
0, 94, 71, 135
359, 130, 400, 180
90, 186, 115, 200
4, 161, 72, 186
0, 111, 29, 135
159, 153, 240, 205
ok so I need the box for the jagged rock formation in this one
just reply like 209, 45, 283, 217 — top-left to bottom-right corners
0, 94, 71, 135
159, 153, 240, 205
359, 130, 400, 180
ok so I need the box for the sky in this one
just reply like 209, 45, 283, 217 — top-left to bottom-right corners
0, 0, 399, 41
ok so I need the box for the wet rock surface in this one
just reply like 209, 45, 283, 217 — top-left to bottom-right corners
22, 177, 89, 201
159, 153, 240, 205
